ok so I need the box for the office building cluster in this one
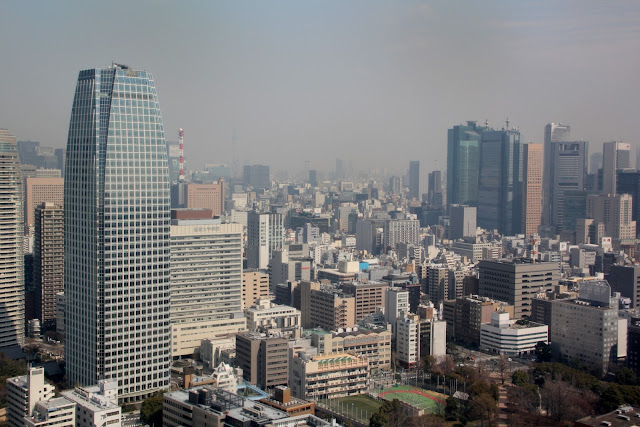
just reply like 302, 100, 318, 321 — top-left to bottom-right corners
2, 64, 640, 426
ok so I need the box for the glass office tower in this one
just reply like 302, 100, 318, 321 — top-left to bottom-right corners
64, 64, 170, 402
447, 121, 486, 206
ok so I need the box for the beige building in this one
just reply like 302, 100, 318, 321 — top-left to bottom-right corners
185, 180, 224, 217
6, 367, 55, 427
24, 177, 64, 236
243, 270, 270, 308
522, 143, 543, 236
34, 203, 64, 331
310, 326, 391, 372
289, 352, 369, 400
342, 281, 387, 322
245, 299, 301, 332
300, 281, 356, 330
24, 397, 75, 427
587, 193, 636, 241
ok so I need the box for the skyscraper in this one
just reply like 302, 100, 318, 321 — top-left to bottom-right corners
247, 211, 284, 270
408, 160, 420, 199
477, 128, 523, 235
602, 141, 632, 195
64, 65, 171, 402
428, 170, 442, 207
548, 141, 588, 231
522, 143, 543, 236
447, 121, 486, 206
543, 123, 571, 225
0, 129, 25, 350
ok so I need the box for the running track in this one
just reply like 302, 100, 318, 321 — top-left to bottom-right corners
378, 389, 447, 405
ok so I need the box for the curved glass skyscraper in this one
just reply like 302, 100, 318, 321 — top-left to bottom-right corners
64, 65, 170, 402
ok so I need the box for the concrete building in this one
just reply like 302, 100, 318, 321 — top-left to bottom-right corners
170, 218, 246, 358
451, 240, 499, 262
23, 397, 75, 427
479, 259, 559, 319
185, 181, 225, 217
547, 141, 588, 231
6, 367, 55, 427
260, 386, 314, 417
60, 380, 121, 427
245, 299, 301, 332
243, 164, 270, 190
163, 386, 331, 427
56, 292, 64, 336
522, 143, 543, 235
24, 177, 64, 236
428, 170, 443, 207
310, 326, 392, 372
200, 335, 236, 368
454, 296, 515, 347
33, 203, 64, 331
608, 265, 640, 308
418, 319, 447, 359
480, 312, 548, 355
385, 288, 409, 333
543, 123, 572, 226
300, 281, 356, 330
0, 129, 25, 351
236, 332, 289, 390
383, 219, 420, 252
449, 205, 476, 240
586, 193, 636, 240
396, 313, 420, 368
426, 265, 449, 305
269, 248, 311, 288
64, 65, 171, 401
629, 318, 640, 377
243, 270, 270, 309
602, 141, 631, 195
289, 352, 369, 400
550, 280, 620, 375
342, 281, 387, 322
247, 211, 284, 270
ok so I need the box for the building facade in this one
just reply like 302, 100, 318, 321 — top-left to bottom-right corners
522, 143, 543, 235
64, 65, 171, 401
24, 177, 64, 236
447, 121, 486, 206
0, 129, 24, 350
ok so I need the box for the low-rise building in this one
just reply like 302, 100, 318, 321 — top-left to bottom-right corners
289, 353, 369, 400
243, 270, 270, 309
480, 312, 548, 356
396, 313, 420, 368
259, 386, 314, 417
245, 299, 301, 332
236, 332, 289, 390
6, 367, 55, 427
24, 397, 76, 427
200, 335, 236, 368
163, 386, 332, 427
60, 380, 121, 427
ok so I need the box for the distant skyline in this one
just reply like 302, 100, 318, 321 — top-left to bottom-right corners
1, 1, 639, 175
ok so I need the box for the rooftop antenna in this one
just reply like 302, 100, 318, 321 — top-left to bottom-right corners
506, 117, 510, 130
484, 119, 489, 127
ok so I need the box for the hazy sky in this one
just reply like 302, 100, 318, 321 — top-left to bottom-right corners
1, 1, 639, 175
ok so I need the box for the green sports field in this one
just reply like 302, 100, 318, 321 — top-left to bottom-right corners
374, 385, 448, 412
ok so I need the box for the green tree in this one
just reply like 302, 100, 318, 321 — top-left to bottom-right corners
616, 367, 638, 385
535, 341, 552, 362
0, 352, 27, 407
141, 392, 164, 427
512, 369, 529, 386
599, 385, 624, 413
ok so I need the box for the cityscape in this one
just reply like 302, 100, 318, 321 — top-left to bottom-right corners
1, 2, 640, 427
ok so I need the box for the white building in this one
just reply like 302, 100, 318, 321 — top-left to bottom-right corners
396, 313, 420, 368
200, 335, 236, 368
480, 312, 548, 356
247, 211, 284, 270
24, 397, 76, 427
61, 380, 121, 427
170, 220, 246, 358
6, 367, 55, 427
245, 299, 301, 332
384, 288, 409, 333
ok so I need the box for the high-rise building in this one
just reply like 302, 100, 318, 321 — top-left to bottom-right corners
0, 129, 25, 351
602, 141, 631, 195
477, 128, 523, 235
586, 193, 636, 240
543, 123, 571, 225
608, 265, 640, 309
170, 216, 246, 359
522, 144, 543, 235
408, 160, 420, 199
308, 169, 317, 187
243, 165, 270, 190
243, 270, 270, 309
236, 332, 289, 390
24, 177, 64, 236
246, 211, 284, 270
184, 181, 225, 217
34, 203, 64, 331
447, 121, 486, 206
428, 170, 443, 207
479, 259, 559, 319
449, 205, 476, 240
547, 141, 588, 231
64, 65, 171, 402
617, 170, 640, 222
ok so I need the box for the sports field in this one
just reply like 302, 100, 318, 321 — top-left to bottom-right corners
375, 385, 447, 412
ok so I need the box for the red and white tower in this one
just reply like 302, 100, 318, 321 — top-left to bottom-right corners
178, 128, 185, 182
